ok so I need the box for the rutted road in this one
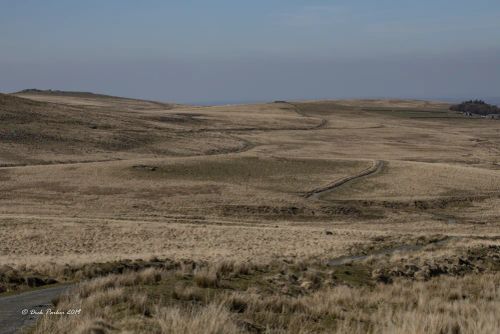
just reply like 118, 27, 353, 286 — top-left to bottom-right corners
304, 160, 385, 199
0, 285, 72, 334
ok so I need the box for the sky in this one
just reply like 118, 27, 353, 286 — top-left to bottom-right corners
1, 0, 499, 104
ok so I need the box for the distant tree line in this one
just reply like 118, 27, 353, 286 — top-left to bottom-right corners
450, 100, 500, 116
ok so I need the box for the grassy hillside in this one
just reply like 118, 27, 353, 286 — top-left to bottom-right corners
1, 94, 499, 333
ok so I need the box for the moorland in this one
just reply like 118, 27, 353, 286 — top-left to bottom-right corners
0, 90, 499, 333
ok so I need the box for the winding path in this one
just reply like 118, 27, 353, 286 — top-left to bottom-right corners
304, 160, 385, 199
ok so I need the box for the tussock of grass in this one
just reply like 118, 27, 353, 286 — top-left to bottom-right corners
194, 267, 220, 288
31, 263, 500, 334
155, 303, 242, 334
172, 285, 205, 302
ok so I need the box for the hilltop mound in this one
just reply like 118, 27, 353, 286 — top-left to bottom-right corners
16, 89, 131, 100
0, 91, 254, 165
0, 92, 44, 106
0, 93, 52, 123
14, 89, 175, 110
0, 92, 166, 164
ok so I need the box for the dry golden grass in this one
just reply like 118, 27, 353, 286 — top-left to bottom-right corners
32, 266, 500, 334
0, 216, 366, 267
323, 160, 500, 200
1, 92, 500, 333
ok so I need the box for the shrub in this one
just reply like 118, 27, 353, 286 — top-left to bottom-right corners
450, 100, 500, 116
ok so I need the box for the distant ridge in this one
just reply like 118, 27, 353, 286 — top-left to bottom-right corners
13, 89, 176, 108
15, 89, 124, 99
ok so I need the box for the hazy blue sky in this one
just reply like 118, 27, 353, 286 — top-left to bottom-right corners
1, 0, 499, 103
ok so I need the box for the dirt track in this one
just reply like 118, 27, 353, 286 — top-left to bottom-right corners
304, 160, 385, 199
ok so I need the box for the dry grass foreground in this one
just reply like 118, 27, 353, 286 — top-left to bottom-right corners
33, 266, 500, 334
1, 91, 499, 333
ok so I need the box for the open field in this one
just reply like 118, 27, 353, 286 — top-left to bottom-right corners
1, 91, 499, 333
